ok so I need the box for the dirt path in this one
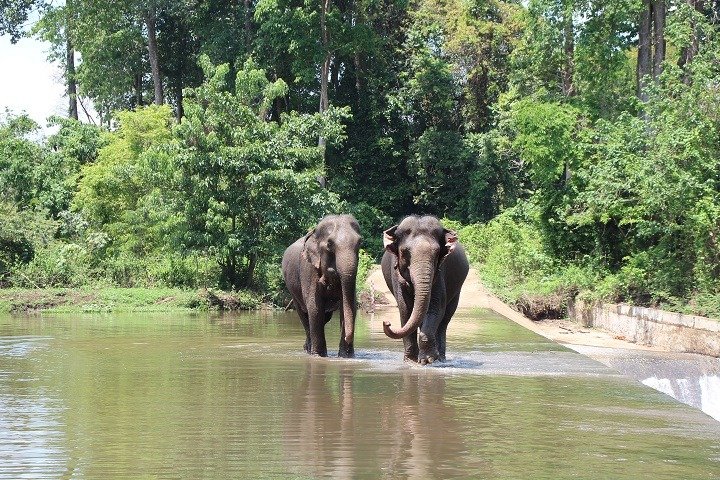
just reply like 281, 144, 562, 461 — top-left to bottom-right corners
366, 266, 662, 352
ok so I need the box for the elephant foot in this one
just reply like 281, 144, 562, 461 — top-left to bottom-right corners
309, 345, 328, 357
403, 353, 419, 363
418, 333, 439, 366
418, 353, 438, 365
403, 345, 419, 363
338, 344, 354, 358
303, 339, 311, 353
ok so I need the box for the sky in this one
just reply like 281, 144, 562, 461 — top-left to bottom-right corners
0, 34, 67, 129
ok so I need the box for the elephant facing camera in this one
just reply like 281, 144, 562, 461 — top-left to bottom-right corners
381, 215, 469, 364
282, 214, 362, 358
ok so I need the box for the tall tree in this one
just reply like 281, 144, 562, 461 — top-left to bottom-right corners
144, 4, 163, 105
561, 1, 575, 97
677, 0, 706, 83
65, 1, 78, 120
636, 0, 666, 99
318, 0, 332, 150
174, 57, 350, 288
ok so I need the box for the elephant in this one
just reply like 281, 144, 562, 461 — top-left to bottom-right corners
381, 215, 469, 364
282, 214, 362, 357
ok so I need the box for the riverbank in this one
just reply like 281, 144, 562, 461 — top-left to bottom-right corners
366, 266, 669, 353
0, 287, 264, 314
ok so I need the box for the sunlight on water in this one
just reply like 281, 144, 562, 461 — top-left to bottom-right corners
1, 310, 719, 479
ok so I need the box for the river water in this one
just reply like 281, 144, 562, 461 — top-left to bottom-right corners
1, 308, 719, 479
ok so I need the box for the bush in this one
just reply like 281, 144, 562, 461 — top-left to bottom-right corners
11, 242, 97, 287
148, 253, 220, 289
460, 206, 554, 296
356, 249, 374, 292
201, 288, 264, 310
346, 202, 392, 260
456, 207, 600, 319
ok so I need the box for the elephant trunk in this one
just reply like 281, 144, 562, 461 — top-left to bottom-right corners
383, 260, 434, 339
337, 254, 358, 345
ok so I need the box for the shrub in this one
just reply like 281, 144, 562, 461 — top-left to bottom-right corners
11, 242, 97, 287
356, 249, 374, 292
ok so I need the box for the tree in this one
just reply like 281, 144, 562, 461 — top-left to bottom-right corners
0, 113, 44, 207
73, 105, 174, 248
174, 56, 350, 289
637, 0, 666, 100
0, 0, 40, 42
0, 200, 57, 285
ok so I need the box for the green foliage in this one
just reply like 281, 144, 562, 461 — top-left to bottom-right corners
460, 206, 554, 294
0, 0, 37, 42
0, 113, 44, 207
74, 104, 174, 230
2, 0, 719, 319
509, 99, 581, 189
11, 241, 96, 288
174, 56, 350, 289
345, 202, 391, 259
0, 201, 58, 285
356, 248, 374, 292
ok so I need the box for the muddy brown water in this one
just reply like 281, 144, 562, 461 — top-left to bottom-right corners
1, 308, 719, 479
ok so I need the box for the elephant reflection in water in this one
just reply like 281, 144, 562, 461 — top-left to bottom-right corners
282, 360, 356, 479
283, 362, 481, 478
376, 372, 480, 477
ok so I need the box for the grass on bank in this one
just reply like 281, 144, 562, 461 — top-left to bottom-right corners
445, 210, 720, 321
0, 250, 376, 315
0, 287, 265, 314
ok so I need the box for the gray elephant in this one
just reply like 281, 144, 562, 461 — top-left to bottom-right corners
282, 214, 362, 357
381, 215, 469, 364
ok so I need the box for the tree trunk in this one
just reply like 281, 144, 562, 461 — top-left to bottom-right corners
318, 0, 331, 149
561, 3, 575, 97
135, 72, 143, 107
243, 252, 257, 289
330, 58, 340, 91
678, 0, 703, 83
352, 4, 363, 98
353, 52, 362, 96
145, 10, 163, 105
244, 0, 252, 52
637, 0, 652, 101
66, 36, 78, 120
175, 81, 183, 121
652, 0, 666, 79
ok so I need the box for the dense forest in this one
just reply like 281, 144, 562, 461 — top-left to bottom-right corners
1, 0, 719, 316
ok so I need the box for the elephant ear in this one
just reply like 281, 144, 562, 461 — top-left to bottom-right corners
302, 229, 322, 272
383, 225, 399, 256
441, 228, 458, 260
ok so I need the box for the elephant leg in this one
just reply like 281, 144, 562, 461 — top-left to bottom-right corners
307, 302, 328, 357
403, 333, 419, 363
398, 287, 418, 362
338, 309, 354, 359
437, 294, 460, 362
297, 307, 312, 353
418, 285, 448, 365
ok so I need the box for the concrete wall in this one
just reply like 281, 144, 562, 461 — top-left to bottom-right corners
568, 300, 720, 357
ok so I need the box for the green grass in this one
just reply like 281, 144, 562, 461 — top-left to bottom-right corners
0, 287, 265, 314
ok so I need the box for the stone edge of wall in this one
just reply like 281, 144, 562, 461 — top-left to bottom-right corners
568, 299, 720, 357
